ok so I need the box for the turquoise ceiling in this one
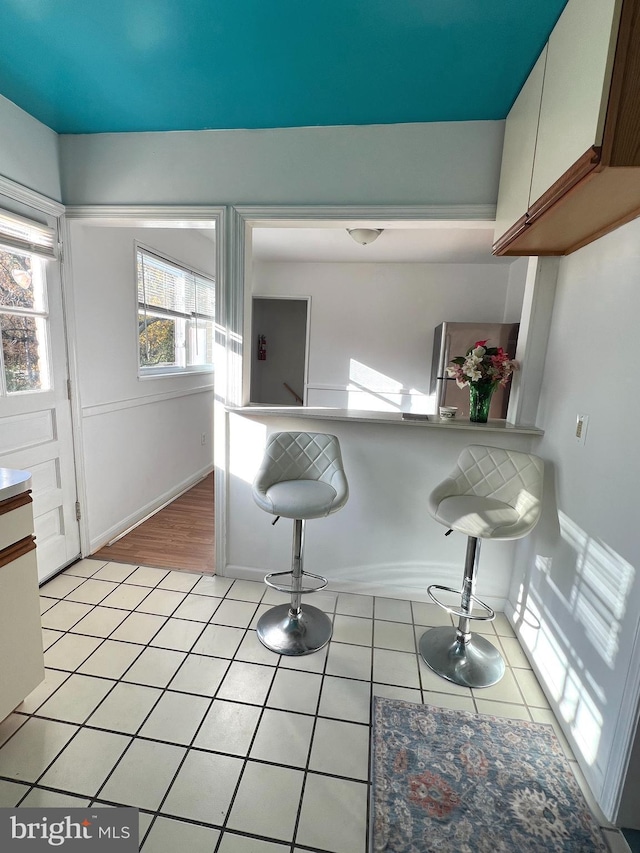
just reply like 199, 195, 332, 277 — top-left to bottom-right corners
0, 0, 569, 135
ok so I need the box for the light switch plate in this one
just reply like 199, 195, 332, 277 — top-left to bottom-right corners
576, 414, 589, 445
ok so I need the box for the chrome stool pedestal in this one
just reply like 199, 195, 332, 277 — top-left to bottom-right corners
419, 537, 504, 688
256, 517, 332, 656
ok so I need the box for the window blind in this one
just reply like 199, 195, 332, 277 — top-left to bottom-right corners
137, 248, 215, 320
0, 210, 57, 259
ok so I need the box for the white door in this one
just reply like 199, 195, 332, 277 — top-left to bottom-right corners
0, 210, 80, 582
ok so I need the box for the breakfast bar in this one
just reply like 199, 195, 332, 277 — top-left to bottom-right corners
224, 406, 543, 608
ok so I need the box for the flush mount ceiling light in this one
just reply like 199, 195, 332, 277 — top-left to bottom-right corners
347, 227, 383, 245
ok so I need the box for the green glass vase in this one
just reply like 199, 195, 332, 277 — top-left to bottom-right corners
469, 382, 497, 423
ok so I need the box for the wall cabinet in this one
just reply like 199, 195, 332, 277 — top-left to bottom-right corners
0, 473, 45, 723
494, 0, 640, 256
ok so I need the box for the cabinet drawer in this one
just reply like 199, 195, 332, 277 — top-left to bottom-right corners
0, 502, 34, 551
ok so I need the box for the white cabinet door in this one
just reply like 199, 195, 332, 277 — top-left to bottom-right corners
530, 0, 621, 204
494, 47, 547, 243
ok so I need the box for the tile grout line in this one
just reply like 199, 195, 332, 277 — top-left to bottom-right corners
2, 559, 626, 851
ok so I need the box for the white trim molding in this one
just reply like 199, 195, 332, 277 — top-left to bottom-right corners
64, 205, 226, 225
82, 383, 214, 419
0, 174, 65, 217
234, 204, 497, 225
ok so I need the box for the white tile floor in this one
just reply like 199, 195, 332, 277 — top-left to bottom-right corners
0, 558, 630, 853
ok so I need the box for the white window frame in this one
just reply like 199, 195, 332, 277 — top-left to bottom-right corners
0, 213, 54, 396
136, 243, 216, 378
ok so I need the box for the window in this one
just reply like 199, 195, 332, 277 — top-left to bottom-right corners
137, 247, 215, 376
0, 211, 54, 395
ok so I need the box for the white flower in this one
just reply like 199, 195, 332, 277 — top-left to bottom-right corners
472, 346, 486, 358
466, 367, 482, 381
455, 378, 468, 388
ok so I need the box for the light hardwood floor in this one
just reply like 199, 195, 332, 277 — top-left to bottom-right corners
92, 473, 215, 574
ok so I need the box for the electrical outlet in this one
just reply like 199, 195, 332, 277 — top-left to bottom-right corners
201, 433, 206, 445
575, 414, 589, 446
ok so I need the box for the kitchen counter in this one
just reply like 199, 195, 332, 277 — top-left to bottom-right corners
229, 406, 544, 436
0, 467, 32, 501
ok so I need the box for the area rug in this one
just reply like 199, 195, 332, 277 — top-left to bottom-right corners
370, 697, 609, 853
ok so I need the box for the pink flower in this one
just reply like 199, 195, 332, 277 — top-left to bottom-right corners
447, 340, 517, 388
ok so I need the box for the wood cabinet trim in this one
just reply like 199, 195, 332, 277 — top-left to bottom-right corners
0, 491, 33, 517
495, 165, 640, 255
526, 147, 601, 224
602, 0, 640, 166
492, 213, 529, 255
0, 536, 36, 569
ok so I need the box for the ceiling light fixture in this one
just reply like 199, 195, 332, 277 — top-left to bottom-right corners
347, 228, 383, 245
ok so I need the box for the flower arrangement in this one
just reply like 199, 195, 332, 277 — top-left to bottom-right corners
446, 340, 517, 388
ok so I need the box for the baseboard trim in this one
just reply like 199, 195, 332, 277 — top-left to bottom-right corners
89, 466, 213, 554
221, 563, 508, 611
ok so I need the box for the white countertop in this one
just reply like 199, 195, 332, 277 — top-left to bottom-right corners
0, 468, 32, 502
229, 406, 543, 436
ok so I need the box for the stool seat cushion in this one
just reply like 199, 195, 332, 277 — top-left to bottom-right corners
432, 495, 520, 538
253, 431, 348, 520
256, 479, 339, 519
428, 445, 544, 541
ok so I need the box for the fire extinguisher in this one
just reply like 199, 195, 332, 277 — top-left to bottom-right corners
257, 334, 267, 361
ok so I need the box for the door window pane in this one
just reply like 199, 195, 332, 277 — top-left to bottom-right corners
0, 247, 50, 395
0, 247, 40, 310
1, 314, 49, 392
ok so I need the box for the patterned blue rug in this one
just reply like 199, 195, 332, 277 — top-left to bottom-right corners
370, 698, 609, 853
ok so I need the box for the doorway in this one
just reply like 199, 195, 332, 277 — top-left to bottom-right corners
63, 209, 223, 576
250, 296, 309, 406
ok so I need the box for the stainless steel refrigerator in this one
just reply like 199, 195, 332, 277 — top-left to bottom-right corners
430, 322, 519, 419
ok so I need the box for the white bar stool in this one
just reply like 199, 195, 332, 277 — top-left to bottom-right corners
420, 444, 544, 688
252, 431, 349, 655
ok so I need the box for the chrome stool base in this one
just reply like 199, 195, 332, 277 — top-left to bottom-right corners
419, 625, 505, 688
257, 603, 332, 656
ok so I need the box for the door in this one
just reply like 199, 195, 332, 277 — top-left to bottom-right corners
0, 209, 80, 582
250, 297, 309, 405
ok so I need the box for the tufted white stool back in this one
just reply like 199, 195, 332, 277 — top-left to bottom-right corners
428, 445, 544, 541
253, 432, 348, 520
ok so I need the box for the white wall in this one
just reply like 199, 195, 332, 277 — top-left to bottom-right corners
68, 223, 216, 550
0, 95, 61, 201
506, 216, 640, 821
252, 261, 518, 412
58, 122, 503, 205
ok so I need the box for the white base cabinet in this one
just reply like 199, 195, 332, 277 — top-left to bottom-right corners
0, 473, 45, 723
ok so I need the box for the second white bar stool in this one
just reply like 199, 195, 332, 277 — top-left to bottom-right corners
420, 444, 544, 688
